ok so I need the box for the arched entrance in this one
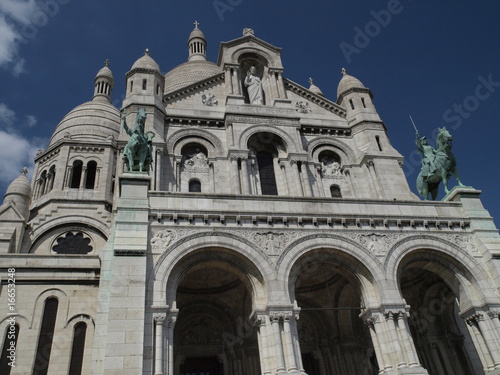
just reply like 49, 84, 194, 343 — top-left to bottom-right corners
173, 251, 262, 375
289, 249, 378, 375
399, 253, 483, 374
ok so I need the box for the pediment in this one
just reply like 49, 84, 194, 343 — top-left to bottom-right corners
0, 202, 24, 221
284, 78, 346, 119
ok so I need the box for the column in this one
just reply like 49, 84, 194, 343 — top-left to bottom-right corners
385, 311, 407, 368
240, 157, 251, 194
95, 167, 101, 189
397, 312, 420, 367
65, 166, 73, 188
154, 313, 166, 375
290, 160, 303, 196
277, 72, 287, 99
270, 313, 286, 373
365, 318, 385, 371
300, 162, 313, 197
44, 173, 52, 194
467, 315, 494, 370
255, 315, 272, 375
290, 314, 305, 374
488, 310, 500, 341
155, 149, 162, 191
230, 157, 241, 194
79, 166, 87, 189
232, 68, 241, 96
344, 168, 355, 197
372, 313, 393, 371
366, 161, 383, 199
282, 313, 298, 372
167, 316, 176, 375
475, 313, 500, 367
226, 68, 234, 95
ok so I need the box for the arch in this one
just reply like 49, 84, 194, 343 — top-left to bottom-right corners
150, 232, 274, 308
231, 47, 278, 67
70, 160, 83, 188
167, 128, 223, 157
188, 178, 201, 192
386, 235, 498, 308
239, 125, 300, 153
30, 289, 69, 330
277, 234, 384, 307
33, 297, 59, 375
85, 161, 97, 189
330, 184, 342, 198
308, 137, 356, 165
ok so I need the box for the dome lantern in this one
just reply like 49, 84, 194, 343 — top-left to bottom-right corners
93, 59, 114, 103
188, 21, 207, 62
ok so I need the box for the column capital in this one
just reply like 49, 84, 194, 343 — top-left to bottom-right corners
488, 309, 500, 319
154, 313, 166, 325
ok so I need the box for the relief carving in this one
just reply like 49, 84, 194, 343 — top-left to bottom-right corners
445, 234, 478, 254
202, 93, 218, 106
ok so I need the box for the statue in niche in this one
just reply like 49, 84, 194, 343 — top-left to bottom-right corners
320, 156, 341, 177
122, 108, 155, 172
185, 148, 208, 168
244, 66, 264, 105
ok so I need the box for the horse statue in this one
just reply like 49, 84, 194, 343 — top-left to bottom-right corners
416, 127, 464, 200
122, 108, 155, 172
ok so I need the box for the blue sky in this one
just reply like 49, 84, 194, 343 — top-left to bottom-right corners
0, 0, 499, 226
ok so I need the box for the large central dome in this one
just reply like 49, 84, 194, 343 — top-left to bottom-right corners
164, 60, 223, 94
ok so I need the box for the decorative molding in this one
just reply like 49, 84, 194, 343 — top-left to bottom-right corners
226, 115, 300, 127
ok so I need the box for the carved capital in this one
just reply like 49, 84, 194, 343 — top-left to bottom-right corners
154, 313, 166, 325
167, 316, 177, 328
488, 309, 500, 320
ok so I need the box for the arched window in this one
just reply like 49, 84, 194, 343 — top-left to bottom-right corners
189, 179, 201, 192
48, 165, 56, 192
70, 160, 83, 188
68, 322, 87, 375
0, 324, 20, 375
39, 170, 47, 197
34, 297, 59, 375
257, 151, 278, 195
85, 161, 97, 189
142, 79, 147, 90
330, 185, 342, 198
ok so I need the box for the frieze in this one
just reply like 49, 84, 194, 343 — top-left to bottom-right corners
343, 232, 406, 255
227, 105, 297, 117
445, 234, 478, 254
226, 115, 299, 126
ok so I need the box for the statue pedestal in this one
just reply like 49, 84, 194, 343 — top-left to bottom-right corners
442, 185, 480, 202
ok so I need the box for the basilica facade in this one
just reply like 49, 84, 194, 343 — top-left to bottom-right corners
1, 25, 500, 375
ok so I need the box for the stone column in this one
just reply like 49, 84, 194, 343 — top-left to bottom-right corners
270, 313, 286, 373
467, 315, 495, 370
385, 311, 407, 368
371, 313, 393, 372
167, 315, 177, 375
290, 160, 303, 196
79, 166, 87, 189
232, 68, 241, 96
277, 72, 287, 99
397, 312, 420, 367
226, 68, 234, 95
255, 314, 272, 375
154, 313, 166, 375
289, 314, 305, 374
155, 149, 162, 191
366, 161, 383, 199
365, 317, 385, 371
230, 157, 241, 194
95, 167, 101, 189
475, 313, 500, 368
282, 313, 298, 372
488, 309, 500, 341
301, 163, 313, 197
240, 157, 251, 195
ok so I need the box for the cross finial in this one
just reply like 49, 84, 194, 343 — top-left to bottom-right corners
194, 20, 200, 28
145, 48, 150, 56
309, 77, 314, 85
22, 167, 28, 176
341, 67, 347, 75
104, 59, 110, 67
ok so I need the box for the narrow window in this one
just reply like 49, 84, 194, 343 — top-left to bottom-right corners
142, 79, 147, 90
85, 161, 97, 189
361, 97, 366, 108
0, 324, 20, 375
68, 322, 87, 375
39, 171, 47, 196
70, 160, 83, 188
375, 136, 383, 151
349, 99, 355, 110
33, 298, 59, 375
189, 179, 201, 192
130, 80, 133, 92
257, 151, 278, 195
156, 83, 160, 95
330, 185, 342, 198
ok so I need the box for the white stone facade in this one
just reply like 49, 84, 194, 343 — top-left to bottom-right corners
1, 26, 500, 375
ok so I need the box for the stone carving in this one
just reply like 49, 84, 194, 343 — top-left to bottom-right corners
227, 105, 296, 116
183, 149, 209, 172
415, 127, 464, 200
122, 108, 155, 172
226, 115, 299, 126
320, 156, 342, 178
180, 317, 222, 345
256, 232, 285, 255
446, 234, 478, 254
244, 66, 264, 105
345, 232, 405, 255
296, 101, 312, 113
151, 230, 173, 252
202, 93, 218, 106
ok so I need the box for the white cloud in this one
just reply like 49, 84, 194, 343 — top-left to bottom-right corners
0, 0, 37, 75
0, 103, 16, 126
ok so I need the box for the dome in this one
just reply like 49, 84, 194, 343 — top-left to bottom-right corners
95, 63, 113, 81
189, 27, 206, 41
50, 101, 120, 146
308, 78, 324, 96
131, 49, 161, 72
5, 170, 31, 198
164, 60, 223, 94
337, 69, 366, 98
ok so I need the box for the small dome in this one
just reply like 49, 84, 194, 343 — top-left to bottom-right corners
50, 101, 120, 146
337, 68, 366, 98
308, 78, 324, 96
95, 60, 113, 80
5, 170, 31, 198
164, 61, 223, 94
189, 27, 206, 41
131, 49, 161, 72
